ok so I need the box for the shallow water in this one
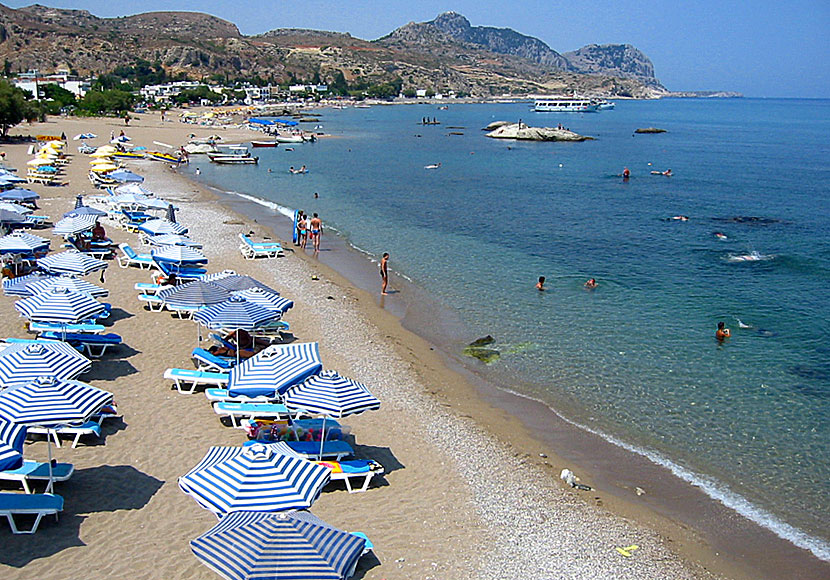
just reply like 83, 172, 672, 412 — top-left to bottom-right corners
191, 98, 830, 559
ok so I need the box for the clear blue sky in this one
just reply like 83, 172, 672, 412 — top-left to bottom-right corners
5, 0, 829, 97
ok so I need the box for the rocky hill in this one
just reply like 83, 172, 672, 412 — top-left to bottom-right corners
0, 4, 667, 98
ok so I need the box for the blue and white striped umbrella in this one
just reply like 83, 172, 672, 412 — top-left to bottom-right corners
284, 370, 381, 419
0, 232, 49, 255
228, 342, 322, 398
63, 206, 107, 218
190, 510, 365, 580
232, 287, 293, 315
0, 202, 33, 215
15, 287, 106, 323
0, 208, 28, 224
107, 169, 144, 183
137, 218, 188, 236
53, 214, 99, 236
0, 376, 112, 427
3, 272, 52, 296
210, 274, 276, 293
151, 245, 207, 265
0, 342, 91, 390
193, 295, 279, 332
157, 280, 230, 309
0, 188, 39, 202
37, 250, 107, 276
0, 420, 26, 472
114, 183, 153, 196
146, 234, 201, 248
178, 442, 330, 514
27, 276, 108, 298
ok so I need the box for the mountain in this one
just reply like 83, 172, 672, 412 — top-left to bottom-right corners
0, 5, 667, 98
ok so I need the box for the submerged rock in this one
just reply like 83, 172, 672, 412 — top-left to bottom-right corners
486, 122, 591, 141
634, 127, 666, 133
464, 336, 499, 363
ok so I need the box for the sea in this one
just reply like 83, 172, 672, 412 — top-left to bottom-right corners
188, 98, 830, 561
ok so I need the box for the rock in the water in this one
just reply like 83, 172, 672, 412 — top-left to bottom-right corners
463, 347, 500, 363
634, 127, 666, 134
483, 120, 513, 131
469, 335, 495, 347
486, 122, 592, 141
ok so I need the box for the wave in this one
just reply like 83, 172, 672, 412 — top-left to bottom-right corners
221, 189, 295, 220
727, 251, 775, 263
500, 386, 830, 562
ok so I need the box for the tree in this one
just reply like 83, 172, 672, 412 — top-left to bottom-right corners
173, 85, 222, 105
40, 84, 76, 115
77, 88, 135, 115
0, 79, 31, 136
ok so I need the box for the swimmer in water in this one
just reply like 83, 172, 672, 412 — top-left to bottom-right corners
716, 321, 731, 341
671, 215, 689, 221
714, 232, 728, 239
584, 278, 598, 289
424, 162, 441, 169
536, 276, 546, 291
622, 167, 630, 179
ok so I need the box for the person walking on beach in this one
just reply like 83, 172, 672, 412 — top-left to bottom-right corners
380, 252, 390, 295
309, 213, 322, 252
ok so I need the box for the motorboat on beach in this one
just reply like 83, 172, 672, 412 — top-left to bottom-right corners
148, 151, 179, 163
184, 143, 220, 155
534, 98, 598, 112
273, 134, 306, 144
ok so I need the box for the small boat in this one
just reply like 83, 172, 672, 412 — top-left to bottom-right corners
534, 98, 598, 112
251, 140, 279, 148
184, 143, 219, 155
112, 151, 145, 159
273, 134, 306, 144
595, 100, 615, 110
148, 151, 179, 163
211, 156, 259, 165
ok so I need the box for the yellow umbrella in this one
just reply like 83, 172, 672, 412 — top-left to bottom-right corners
90, 164, 117, 173
44, 141, 63, 150
89, 158, 115, 165
27, 158, 53, 166
90, 151, 114, 158
96, 145, 117, 152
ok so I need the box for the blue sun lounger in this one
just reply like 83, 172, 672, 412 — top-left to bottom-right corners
156, 261, 207, 280
27, 421, 102, 448
38, 332, 122, 358
30, 321, 105, 335
0, 460, 74, 494
317, 459, 385, 493
164, 368, 229, 394
117, 243, 154, 269
0, 492, 63, 534
283, 440, 355, 461
191, 348, 236, 371
213, 402, 291, 428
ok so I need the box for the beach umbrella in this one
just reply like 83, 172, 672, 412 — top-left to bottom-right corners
190, 510, 365, 580
0, 420, 26, 471
89, 158, 115, 166
226, 342, 322, 398
37, 250, 107, 276
137, 218, 188, 236
0, 209, 29, 224
0, 188, 39, 203
178, 442, 330, 514
27, 275, 108, 298
211, 274, 276, 294
166, 204, 177, 223
15, 287, 106, 323
107, 169, 144, 183
193, 296, 278, 332
90, 151, 114, 159
63, 206, 107, 218
2, 272, 52, 296
72, 133, 97, 140
146, 234, 201, 248
27, 158, 53, 167
232, 287, 293, 315
0, 342, 91, 389
0, 171, 26, 183
157, 280, 230, 309
53, 214, 99, 235
0, 232, 48, 255
151, 245, 207, 266
90, 164, 118, 173
114, 183, 154, 196
0, 202, 32, 215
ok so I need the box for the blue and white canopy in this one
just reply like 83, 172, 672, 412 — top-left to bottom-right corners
52, 214, 99, 236
284, 370, 381, 419
0, 188, 39, 202
145, 234, 201, 248
137, 218, 188, 236
0, 342, 91, 389
109, 193, 168, 210
0, 208, 28, 224
0, 202, 33, 215
228, 342, 322, 398
190, 510, 365, 580
178, 442, 330, 514
63, 206, 107, 218
3, 272, 52, 296
15, 287, 106, 323
151, 245, 207, 266
0, 170, 26, 183
113, 183, 154, 196
193, 296, 278, 332
0, 420, 26, 471
157, 280, 230, 309
37, 250, 107, 276
107, 169, 144, 183
27, 276, 108, 298
0, 232, 49, 255
0, 376, 112, 427
232, 287, 293, 315
210, 274, 276, 293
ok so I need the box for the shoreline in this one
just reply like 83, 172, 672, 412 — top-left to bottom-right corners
0, 111, 824, 579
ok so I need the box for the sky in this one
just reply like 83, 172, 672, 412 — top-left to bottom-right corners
4, 0, 829, 97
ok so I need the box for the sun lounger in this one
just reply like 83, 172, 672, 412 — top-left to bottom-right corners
30, 321, 105, 335
192, 347, 236, 371
0, 492, 63, 534
134, 282, 172, 295
38, 332, 122, 358
155, 261, 207, 280
166, 303, 203, 319
205, 388, 280, 404
27, 421, 101, 448
238, 233, 283, 259
164, 368, 228, 395
0, 460, 74, 494
316, 459, 384, 493
213, 402, 292, 428
117, 243, 154, 269
283, 440, 355, 461
137, 293, 165, 312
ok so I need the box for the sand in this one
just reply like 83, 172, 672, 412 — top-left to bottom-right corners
0, 110, 809, 580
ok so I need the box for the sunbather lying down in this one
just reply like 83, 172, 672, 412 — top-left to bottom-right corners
208, 329, 272, 359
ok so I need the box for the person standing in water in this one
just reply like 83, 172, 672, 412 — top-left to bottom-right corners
716, 321, 731, 341
536, 276, 546, 291
623, 167, 630, 179
380, 252, 390, 295
309, 213, 322, 252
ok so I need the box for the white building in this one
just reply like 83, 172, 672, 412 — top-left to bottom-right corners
13, 70, 91, 98
139, 81, 220, 103
288, 84, 328, 94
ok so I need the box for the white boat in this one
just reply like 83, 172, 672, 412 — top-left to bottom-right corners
273, 134, 306, 144
184, 143, 220, 154
210, 155, 259, 165
594, 99, 615, 110
534, 98, 598, 112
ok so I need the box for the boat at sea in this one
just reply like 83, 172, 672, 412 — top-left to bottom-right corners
534, 98, 598, 112
251, 140, 279, 148
208, 146, 258, 165
273, 134, 306, 144
593, 99, 615, 110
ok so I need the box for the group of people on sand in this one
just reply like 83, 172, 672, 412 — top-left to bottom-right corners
535, 276, 598, 291
295, 211, 322, 252
289, 165, 308, 174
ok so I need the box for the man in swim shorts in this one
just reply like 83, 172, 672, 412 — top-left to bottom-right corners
309, 213, 322, 252
716, 321, 730, 341
380, 252, 389, 295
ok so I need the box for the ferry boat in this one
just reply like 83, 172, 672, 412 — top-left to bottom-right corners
533, 98, 598, 112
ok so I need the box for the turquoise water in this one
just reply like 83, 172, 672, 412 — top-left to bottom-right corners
191, 98, 830, 559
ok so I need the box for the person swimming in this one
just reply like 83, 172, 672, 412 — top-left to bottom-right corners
536, 276, 546, 291
584, 278, 598, 289
622, 167, 630, 179
716, 321, 731, 341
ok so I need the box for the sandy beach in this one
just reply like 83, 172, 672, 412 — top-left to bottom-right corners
0, 110, 823, 580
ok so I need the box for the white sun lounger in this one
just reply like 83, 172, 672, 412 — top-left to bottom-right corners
27, 421, 102, 449
137, 293, 165, 312
164, 368, 229, 395
213, 402, 292, 428
0, 460, 74, 494
134, 282, 172, 295
238, 233, 283, 259
204, 388, 279, 404
316, 459, 385, 494
0, 492, 64, 534
117, 243, 154, 269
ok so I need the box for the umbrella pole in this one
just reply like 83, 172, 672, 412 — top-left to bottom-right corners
46, 428, 54, 493
319, 416, 326, 459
